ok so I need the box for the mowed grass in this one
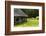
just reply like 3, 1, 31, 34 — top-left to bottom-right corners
15, 18, 39, 27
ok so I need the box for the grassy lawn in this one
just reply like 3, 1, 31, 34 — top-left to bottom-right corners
14, 18, 39, 27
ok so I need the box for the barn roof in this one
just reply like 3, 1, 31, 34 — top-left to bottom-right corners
14, 8, 28, 17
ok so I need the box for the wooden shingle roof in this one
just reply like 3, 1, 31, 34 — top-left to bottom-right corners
14, 8, 28, 17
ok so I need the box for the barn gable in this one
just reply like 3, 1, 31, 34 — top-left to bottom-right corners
14, 8, 28, 17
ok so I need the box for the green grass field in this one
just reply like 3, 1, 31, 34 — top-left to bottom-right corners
15, 18, 39, 27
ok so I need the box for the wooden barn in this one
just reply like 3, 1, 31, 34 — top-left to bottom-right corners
14, 9, 28, 24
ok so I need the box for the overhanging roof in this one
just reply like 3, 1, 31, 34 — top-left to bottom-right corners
14, 9, 28, 17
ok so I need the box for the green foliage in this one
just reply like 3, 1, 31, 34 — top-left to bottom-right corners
21, 9, 39, 18
36, 16, 39, 20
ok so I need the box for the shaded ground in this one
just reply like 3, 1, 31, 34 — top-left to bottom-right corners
14, 18, 39, 27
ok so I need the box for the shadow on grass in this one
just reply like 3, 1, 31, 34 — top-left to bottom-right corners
14, 21, 27, 26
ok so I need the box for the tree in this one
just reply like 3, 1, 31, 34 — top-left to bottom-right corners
21, 9, 39, 18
